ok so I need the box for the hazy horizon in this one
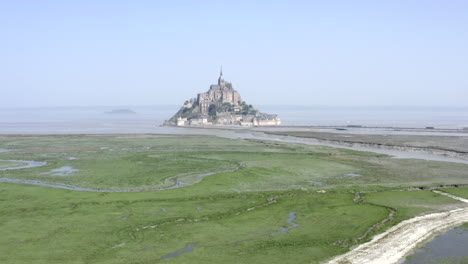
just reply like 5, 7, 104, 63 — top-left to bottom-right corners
1, 104, 468, 131
2, 1, 467, 108
2, 104, 468, 110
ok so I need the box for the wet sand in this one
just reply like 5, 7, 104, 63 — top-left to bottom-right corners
231, 130, 468, 165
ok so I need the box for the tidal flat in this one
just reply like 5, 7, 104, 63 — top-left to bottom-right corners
1, 134, 468, 263
262, 129, 468, 158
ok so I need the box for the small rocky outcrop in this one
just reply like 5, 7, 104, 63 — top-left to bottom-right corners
164, 68, 281, 127
105, 109, 136, 114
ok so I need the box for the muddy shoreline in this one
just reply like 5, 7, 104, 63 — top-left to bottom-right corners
241, 131, 468, 164
326, 190, 468, 264
264, 131, 468, 160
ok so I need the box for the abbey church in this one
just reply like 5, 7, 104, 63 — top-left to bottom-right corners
197, 68, 242, 115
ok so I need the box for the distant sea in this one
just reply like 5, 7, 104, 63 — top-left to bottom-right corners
0, 105, 467, 134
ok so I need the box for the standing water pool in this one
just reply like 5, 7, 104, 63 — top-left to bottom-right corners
403, 226, 468, 264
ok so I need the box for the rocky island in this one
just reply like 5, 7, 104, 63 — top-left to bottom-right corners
164, 68, 281, 127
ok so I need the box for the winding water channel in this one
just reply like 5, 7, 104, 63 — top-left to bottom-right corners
0, 168, 237, 192
0, 159, 47, 171
268, 212, 299, 236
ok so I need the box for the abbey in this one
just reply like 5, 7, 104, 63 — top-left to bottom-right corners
164, 68, 281, 127
197, 68, 242, 115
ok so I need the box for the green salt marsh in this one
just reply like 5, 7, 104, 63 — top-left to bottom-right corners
1, 134, 467, 263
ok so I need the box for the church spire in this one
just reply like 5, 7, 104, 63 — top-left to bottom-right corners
218, 65, 225, 86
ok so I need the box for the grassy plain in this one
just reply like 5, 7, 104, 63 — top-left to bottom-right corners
441, 187, 468, 199
365, 191, 465, 223
0, 134, 467, 263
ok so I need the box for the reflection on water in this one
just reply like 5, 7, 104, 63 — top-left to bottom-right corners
403, 226, 468, 264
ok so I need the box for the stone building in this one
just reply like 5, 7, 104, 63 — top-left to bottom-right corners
164, 68, 281, 127
197, 67, 242, 115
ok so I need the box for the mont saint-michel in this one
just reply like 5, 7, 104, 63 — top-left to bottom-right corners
164, 68, 281, 127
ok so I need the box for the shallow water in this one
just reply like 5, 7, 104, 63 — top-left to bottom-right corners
44, 166, 80, 176
158, 244, 195, 261
403, 227, 468, 264
343, 173, 362, 177
269, 212, 299, 236
0, 160, 47, 171
0, 178, 111, 192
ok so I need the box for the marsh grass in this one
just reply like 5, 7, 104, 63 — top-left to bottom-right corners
442, 187, 468, 199
0, 134, 467, 263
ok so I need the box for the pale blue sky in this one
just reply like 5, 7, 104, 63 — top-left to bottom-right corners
1, 0, 467, 107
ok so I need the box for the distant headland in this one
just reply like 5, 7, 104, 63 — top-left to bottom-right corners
164, 68, 281, 127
